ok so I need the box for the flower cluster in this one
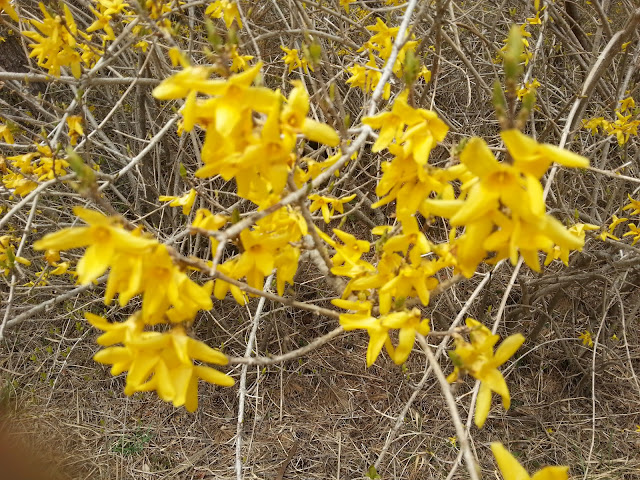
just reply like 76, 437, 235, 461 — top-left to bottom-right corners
597, 194, 640, 245
497, 5, 544, 66
32, 207, 232, 409
213, 205, 307, 298
447, 318, 525, 428
281, 46, 313, 74
583, 97, 639, 146
346, 19, 429, 100
205, 0, 242, 29
2, 146, 70, 197
152, 63, 339, 206
23, 3, 98, 78
0, 235, 32, 276
87, 313, 234, 412
425, 131, 589, 276
334, 300, 430, 366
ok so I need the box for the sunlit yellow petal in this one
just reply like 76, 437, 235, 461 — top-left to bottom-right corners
490, 442, 531, 480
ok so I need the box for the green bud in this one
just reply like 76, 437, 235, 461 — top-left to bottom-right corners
66, 147, 95, 187
402, 49, 420, 85
308, 40, 322, 66
179, 162, 187, 178
503, 25, 523, 81
492, 80, 507, 122
205, 20, 222, 48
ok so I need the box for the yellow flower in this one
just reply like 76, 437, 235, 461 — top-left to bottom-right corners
582, 117, 607, 135
88, 313, 234, 412
50, 261, 71, 275
622, 194, 640, 216
0, 123, 14, 144
619, 96, 635, 113
362, 90, 414, 152
449, 137, 546, 226
448, 319, 524, 428
339, 0, 356, 13
205, 0, 242, 29
608, 214, 628, 233
33, 207, 156, 284
491, 442, 569, 480
308, 194, 356, 223
66, 116, 84, 145
229, 45, 253, 72
280, 46, 313, 73
159, 188, 197, 215
578, 330, 594, 347
281, 81, 339, 146
623, 223, 640, 245
24, 3, 88, 78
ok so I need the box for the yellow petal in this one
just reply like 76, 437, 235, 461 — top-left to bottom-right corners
33, 227, 90, 251
366, 326, 388, 366
539, 144, 589, 170
187, 338, 229, 365
195, 365, 235, 387
126, 352, 159, 387
393, 327, 416, 365
460, 137, 499, 178
490, 442, 531, 480
494, 333, 525, 365
474, 381, 492, 429
482, 368, 510, 409
76, 243, 113, 284
302, 119, 340, 146
530, 466, 569, 480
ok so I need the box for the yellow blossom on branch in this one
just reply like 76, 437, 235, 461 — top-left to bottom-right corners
622, 194, 640, 216
205, 0, 242, 29
281, 46, 313, 73
578, 330, 594, 347
308, 194, 356, 223
66, 116, 84, 145
335, 300, 430, 366
0, 123, 14, 144
623, 224, 640, 245
447, 319, 524, 428
87, 313, 234, 412
159, 188, 197, 215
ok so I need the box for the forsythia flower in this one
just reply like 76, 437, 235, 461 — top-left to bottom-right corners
308, 194, 356, 223
578, 330, 594, 347
228, 45, 253, 72
622, 194, 640, 216
0, 235, 32, 275
281, 46, 313, 73
159, 188, 197, 215
33, 207, 155, 284
447, 319, 524, 428
205, 0, 242, 29
0, 123, 14, 144
87, 313, 234, 412
67, 116, 84, 145
24, 3, 95, 78
335, 300, 430, 366
491, 442, 569, 480
623, 223, 640, 245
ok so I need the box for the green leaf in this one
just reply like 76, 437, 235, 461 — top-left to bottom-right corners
366, 465, 380, 480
